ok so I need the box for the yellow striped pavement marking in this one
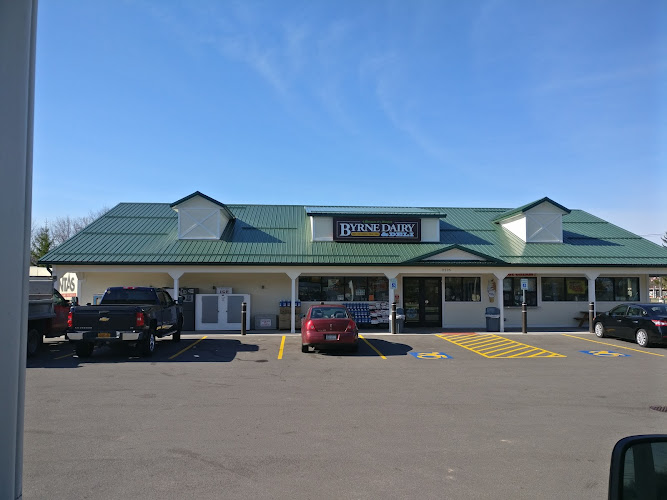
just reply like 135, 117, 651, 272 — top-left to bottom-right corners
436, 333, 566, 358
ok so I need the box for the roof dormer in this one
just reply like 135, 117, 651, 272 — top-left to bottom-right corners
170, 192, 235, 240
493, 197, 570, 243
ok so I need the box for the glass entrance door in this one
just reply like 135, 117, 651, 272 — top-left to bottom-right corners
403, 277, 442, 327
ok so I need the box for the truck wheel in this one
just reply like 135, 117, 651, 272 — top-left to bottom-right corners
27, 328, 42, 357
141, 331, 156, 357
173, 316, 183, 342
75, 342, 94, 358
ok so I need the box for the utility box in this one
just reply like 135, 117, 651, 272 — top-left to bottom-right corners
485, 307, 500, 332
254, 314, 277, 330
395, 307, 406, 333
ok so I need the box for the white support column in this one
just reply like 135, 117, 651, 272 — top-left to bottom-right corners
642, 274, 651, 304
76, 273, 86, 304
287, 272, 300, 333
169, 271, 184, 302
493, 272, 508, 332
441, 276, 446, 328
385, 271, 399, 305
385, 271, 399, 333
585, 272, 599, 315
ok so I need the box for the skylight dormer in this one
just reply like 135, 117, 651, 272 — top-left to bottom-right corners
493, 197, 570, 243
170, 191, 235, 240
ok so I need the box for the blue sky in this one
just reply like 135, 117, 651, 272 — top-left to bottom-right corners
33, 0, 666, 244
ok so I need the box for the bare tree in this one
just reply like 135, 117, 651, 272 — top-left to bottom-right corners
43, 207, 109, 247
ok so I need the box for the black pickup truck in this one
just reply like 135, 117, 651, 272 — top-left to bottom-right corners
67, 287, 183, 358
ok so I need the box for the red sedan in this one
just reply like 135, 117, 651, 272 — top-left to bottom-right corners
301, 305, 359, 353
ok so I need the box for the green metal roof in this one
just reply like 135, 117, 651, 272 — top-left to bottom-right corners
39, 201, 667, 268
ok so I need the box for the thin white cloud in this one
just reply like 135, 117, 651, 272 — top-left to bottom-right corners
535, 61, 666, 94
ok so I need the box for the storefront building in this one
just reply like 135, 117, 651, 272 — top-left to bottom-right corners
40, 192, 667, 332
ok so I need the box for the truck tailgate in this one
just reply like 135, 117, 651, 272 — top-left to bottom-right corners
71, 306, 141, 332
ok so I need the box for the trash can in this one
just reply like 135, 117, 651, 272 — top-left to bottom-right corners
485, 307, 500, 332
395, 307, 405, 333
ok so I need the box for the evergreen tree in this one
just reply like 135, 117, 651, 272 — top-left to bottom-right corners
31, 224, 52, 266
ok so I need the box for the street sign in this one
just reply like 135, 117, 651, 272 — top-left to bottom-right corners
520, 278, 528, 290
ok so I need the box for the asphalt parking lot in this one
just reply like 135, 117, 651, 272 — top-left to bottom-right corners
24, 332, 667, 499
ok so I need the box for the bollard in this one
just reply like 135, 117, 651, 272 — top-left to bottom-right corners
391, 302, 397, 334
588, 301, 595, 333
522, 301, 527, 334
241, 302, 246, 335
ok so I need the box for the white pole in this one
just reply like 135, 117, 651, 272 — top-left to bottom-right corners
0, 1, 38, 498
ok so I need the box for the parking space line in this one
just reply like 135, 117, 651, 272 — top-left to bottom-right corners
278, 335, 286, 359
436, 333, 566, 358
168, 336, 208, 360
561, 334, 665, 357
54, 352, 74, 360
359, 335, 387, 359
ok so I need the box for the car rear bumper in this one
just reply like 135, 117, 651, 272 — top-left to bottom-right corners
649, 329, 667, 344
302, 330, 358, 347
67, 330, 146, 342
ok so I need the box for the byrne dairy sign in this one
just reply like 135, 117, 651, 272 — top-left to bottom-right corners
334, 218, 420, 242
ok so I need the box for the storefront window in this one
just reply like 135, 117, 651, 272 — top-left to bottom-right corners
445, 277, 481, 301
542, 277, 588, 301
322, 277, 345, 301
503, 277, 537, 306
299, 277, 325, 301
595, 277, 614, 301
368, 277, 389, 301
595, 277, 640, 301
299, 276, 389, 302
345, 277, 368, 301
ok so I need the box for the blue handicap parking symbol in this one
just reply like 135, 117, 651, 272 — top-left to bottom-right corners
580, 350, 630, 358
409, 352, 452, 359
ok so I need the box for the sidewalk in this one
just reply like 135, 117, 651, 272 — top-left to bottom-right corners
181, 326, 593, 336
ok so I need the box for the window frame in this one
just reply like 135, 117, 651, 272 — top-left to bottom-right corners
298, 276, 389, 302
541, 277, 588, 302
444, 276, 481, 302
503, 277, 537, 307
595, 277, 640, 302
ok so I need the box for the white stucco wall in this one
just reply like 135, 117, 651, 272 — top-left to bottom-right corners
71, 271, 293, 318
54, 265, 658, 330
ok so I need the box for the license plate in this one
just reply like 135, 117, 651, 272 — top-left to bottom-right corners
325, 334, 337, 341
98, 332, 112, 338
